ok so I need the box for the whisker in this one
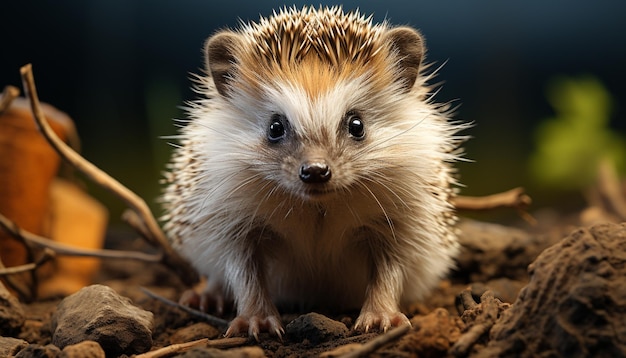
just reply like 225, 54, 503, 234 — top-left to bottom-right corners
355, 181, 396, 243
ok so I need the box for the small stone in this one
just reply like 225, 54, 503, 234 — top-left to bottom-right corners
170, 322, 220, 344
0, 281, 26, 335
51, 284, 154, 357
285, 312, 349, 345
15, 343, 61, 358
60, 341, 105, 358
0, 336, 28, 356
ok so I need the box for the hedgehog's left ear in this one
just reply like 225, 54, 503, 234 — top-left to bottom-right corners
205, 30, 244, 97
383, 27, 425, 92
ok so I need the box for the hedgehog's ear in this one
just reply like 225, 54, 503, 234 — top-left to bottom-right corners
205, 31, 243, 97
383, 27, 425, 92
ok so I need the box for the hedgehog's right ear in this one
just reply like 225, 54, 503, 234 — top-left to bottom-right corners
205, 31, 243, 97
383, 27, 425, 92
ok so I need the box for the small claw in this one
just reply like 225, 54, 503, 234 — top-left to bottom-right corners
227, 314, 283, 341
355, 311, 410, 333
274, 330, 283, 342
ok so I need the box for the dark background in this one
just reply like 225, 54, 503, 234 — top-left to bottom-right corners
3, 1, 625, 223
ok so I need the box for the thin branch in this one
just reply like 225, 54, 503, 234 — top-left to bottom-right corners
0, 248, 55, 276
132, 336, 250, 358
206, 337, 250, 348
20, 64, 161, 247
19, 64, 198, 284
140, 286, 230, 329
133, 338, 209, 358
0, 212, 162, 262
453, 187, 532, 211
0, 213, 38, 299
0, 85, 20, 114
338, 325, 410, 358
0, 262, 37, 276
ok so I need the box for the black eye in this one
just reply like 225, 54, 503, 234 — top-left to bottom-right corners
346, 111, 365, 140
268, 114, 287, 143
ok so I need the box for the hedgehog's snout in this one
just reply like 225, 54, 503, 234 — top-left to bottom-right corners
299, 159, 332, 183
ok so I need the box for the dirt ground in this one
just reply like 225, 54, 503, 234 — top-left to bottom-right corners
6, 205, 625, 357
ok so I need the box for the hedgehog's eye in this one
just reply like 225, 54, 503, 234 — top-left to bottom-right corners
268, 114, 287, 143
346, 111, 365, 140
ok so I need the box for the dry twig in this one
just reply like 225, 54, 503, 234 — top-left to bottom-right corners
0, 212, 163, 262
338, 325, 411, 358
140, 286, 230, 329
0, 85, 20, 114
205, 337, 250, 349
133, 338, 209, 358
133, 336, 249, 358
19, 64, 197, 284
0, 248, 55, 276
453, 187, 532, 211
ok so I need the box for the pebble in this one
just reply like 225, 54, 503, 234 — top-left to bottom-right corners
14, 343, 61, 357
285, 312, 349, 345
60, 340, 105, 358
0, 336, 28, 356
170, 322, 220, 344
50, 284, 154, 356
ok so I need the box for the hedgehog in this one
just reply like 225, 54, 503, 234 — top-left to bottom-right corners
161, 6, 468, 339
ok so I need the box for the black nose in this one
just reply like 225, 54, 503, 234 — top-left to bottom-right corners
299, 161, 332, 183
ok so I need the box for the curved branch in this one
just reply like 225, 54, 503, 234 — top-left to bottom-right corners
19, 64, 198, 283
453, 187, 532, 211
0, 212, 162, 262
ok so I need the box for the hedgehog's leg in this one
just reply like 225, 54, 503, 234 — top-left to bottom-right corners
223, 247, 283, 340
354, 253, 411, 332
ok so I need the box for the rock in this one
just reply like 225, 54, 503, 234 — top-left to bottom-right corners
51, 284, 154, 357
484, 223, 626, 357
285, 312, 349, 345
14, 343, 61, 357
0, 281, 25, 335
178, 346, 265, 357
397, 308, 464, 356
170, 322, 220, 344
60, 341, 105, 358
456, 219, 553, 282
0, 336, 28, 356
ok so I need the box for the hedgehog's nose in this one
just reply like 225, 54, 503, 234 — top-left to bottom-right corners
299, 160, 332, 183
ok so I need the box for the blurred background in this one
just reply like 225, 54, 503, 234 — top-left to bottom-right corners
2, 1, 625, 224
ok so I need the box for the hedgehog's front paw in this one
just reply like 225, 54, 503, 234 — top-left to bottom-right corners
225, 314, 284, 341
354, 310, 411, 333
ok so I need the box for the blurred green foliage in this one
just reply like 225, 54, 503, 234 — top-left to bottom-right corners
530, 75, 626, 190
